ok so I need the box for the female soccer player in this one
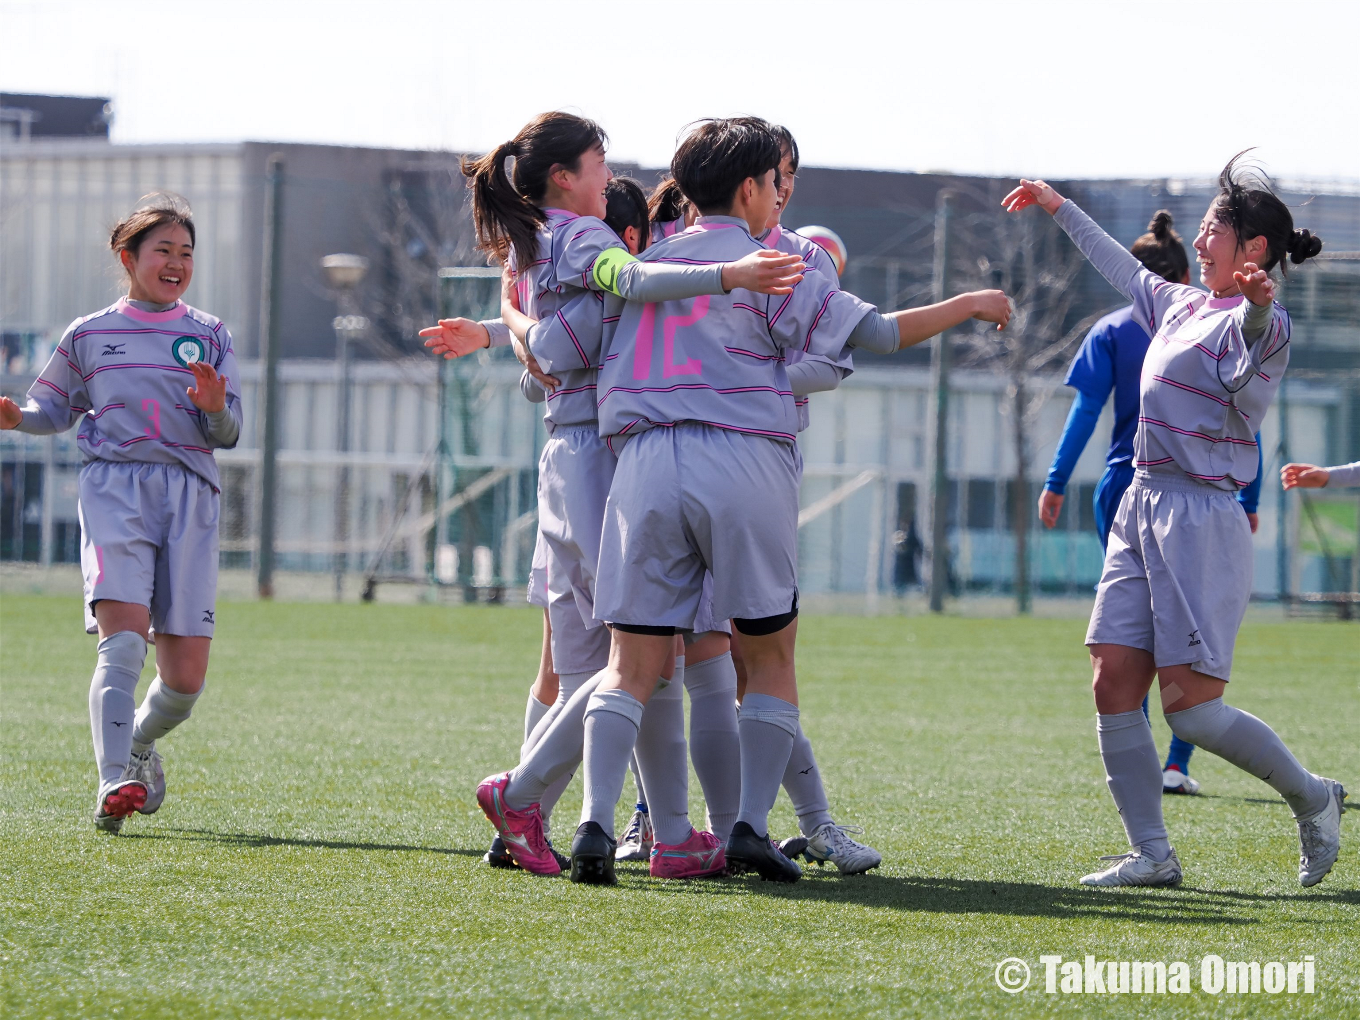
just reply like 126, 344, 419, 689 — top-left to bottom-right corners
424, 113, 804, 878
1005, 156, 1345, 888
0, 193, 241, 833
1037, 210, 1266, 797
573, 117, 1011, 884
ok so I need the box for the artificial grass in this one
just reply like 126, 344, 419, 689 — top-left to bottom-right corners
1, 595, 1356, 1018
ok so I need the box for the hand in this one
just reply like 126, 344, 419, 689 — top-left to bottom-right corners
721, 250, 805, 294
419, 317, 490, 359
1234, 262, 1275, 307
970, 290, 1014, 331
513, 336, 560, 392
0, 396, 22, 430
186, 361, 227, 413
501, 265, 520, 312
1246, 512, 1259, 534
1038, 488, 1064, 529
1001, 179, 1065, 216
1280, 462, 1330, 489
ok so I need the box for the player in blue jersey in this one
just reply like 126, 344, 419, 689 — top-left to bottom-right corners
0, 194, 242, 833
1039, 210, 1265, 796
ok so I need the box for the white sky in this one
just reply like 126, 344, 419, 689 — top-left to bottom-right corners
3, 0, 1358, 183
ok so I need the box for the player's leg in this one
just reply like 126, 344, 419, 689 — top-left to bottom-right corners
525, 610, 557, 754
782, 726, 882, 875
682, 628, 740, 843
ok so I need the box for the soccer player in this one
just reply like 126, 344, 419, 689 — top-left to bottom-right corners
0, 193, 242, 833
572, 117, 1012, 884
1281, 460, 1360, 489
1005, 156, 1345, 889
1038, 210, 1265, 797
425, 113, 805, 877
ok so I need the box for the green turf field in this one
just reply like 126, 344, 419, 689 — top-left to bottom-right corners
1, 595, 1356, 1019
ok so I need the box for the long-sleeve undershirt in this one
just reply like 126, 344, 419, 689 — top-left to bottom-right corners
845, 310, 901, 355
1323, 461, 1360, 487
786, 358, 843, 397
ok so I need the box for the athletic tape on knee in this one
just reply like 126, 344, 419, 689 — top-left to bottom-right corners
737, 692, 799, 737
584, 688, 645, 728
651, 674, 684, 701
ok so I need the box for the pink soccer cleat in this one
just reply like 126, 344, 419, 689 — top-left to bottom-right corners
649, 828, 727, 879
475, 772, 560, 876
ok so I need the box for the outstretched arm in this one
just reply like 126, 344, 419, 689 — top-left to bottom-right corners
847, 291, 1013, 354
592, 248, 805, 301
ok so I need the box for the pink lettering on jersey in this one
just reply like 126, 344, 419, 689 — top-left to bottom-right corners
662, 296, 708, 379
142, 398, 161, 438
633, 303, 657, 380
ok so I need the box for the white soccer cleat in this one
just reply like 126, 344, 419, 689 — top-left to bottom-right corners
1162, 768, 1201, 795
129, 747, 166, 814
803, 823, 882, 875
1297, 778, 1347, 888
615, 808, 654, 862
1080, 848, 1182, 887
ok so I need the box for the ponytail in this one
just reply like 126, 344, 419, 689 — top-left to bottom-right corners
460, 112, 607, 270
1211, 149, 1323, 274
1130, 209, 1189, 283
647, 177, 689, 225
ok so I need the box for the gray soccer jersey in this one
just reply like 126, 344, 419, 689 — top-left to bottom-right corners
762, 223, 854, 432
1054, 201, 1288, 492
15, 298, 243, 490
596, 215, 875, 449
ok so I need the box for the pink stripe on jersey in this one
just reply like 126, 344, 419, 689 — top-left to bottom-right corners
84, 363, 194, 381
36, 377, 70, 399
732, 302, 767, 318
600, 382, 792, 402
1151, 375, 1230, 407
724, 346, 784, 362
86, 403, 126, 420
803, 292, 836, 352
1139, 417, 1258, 446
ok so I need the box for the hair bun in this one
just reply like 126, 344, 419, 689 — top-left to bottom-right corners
1148, 209, 1175, 239
1288, 228, 1323, 264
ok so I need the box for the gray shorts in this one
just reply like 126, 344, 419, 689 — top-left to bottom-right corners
539, 425, 616, 674
78, 460, 220, 638
595, 424, 800, 628
1086, 472, 1253, 681
526, 528, 549, 608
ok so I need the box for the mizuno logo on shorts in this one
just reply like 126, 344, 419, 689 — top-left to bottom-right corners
202, 610, 215, 623
1188, 630, 1202, 647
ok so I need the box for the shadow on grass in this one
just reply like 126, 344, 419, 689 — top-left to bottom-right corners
619, 867, 1360, 924
121, 826, 483, 857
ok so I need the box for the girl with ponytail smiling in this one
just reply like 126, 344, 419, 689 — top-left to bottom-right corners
1006, 153, 1343, 891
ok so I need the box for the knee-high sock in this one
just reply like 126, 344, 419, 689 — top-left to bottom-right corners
505, 671, 600, 812
580, 689, 645, 839
633, 679, 689, 845
90, 632, 147, 787
782, 724, 834, 836
684, 652, 741, 842
1167, 698, 1329, 817
627, 754, 647, 810
1098, 710, 1170, 861
522, 689, 552, 757
131, 677, 202, 752
736, 693, 799, 836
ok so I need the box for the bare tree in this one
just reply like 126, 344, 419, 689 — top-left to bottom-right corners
951, 209, 1106, 613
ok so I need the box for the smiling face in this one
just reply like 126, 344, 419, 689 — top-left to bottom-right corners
767, 148, 797, 231
551, 144, 612, 220
122, 223, 194, 304
1193, 203, 1268, 296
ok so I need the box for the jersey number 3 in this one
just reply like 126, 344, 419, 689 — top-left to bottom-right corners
633, 296, 708, 381
142, 398, 161, 439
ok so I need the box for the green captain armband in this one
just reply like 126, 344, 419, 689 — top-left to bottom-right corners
591, 246, 637, 296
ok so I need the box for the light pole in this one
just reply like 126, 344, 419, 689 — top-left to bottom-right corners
321, 253, 369, 602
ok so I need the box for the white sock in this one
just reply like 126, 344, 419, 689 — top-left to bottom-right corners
90, 632, 147, 787
580, 689, 645, 839
522, 688, 552, 757
1167, 698, 1329, 817
1097, 710, 1170, 861
508, 670, 597, 817
683, 652, 741, 842
782, 724, 834, 836
131, 676, 202, 752
736, 693, 799, 836
633, 678, 690, 845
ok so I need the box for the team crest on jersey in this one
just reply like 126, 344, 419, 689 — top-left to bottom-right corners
172, 336, 207, 367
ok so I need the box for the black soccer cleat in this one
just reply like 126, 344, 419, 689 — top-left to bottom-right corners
778, 835, 810, 860
726, 821, 802, 883
483, 834, 516, 869
548, 842, 570, 872
570, 821, 618, 885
